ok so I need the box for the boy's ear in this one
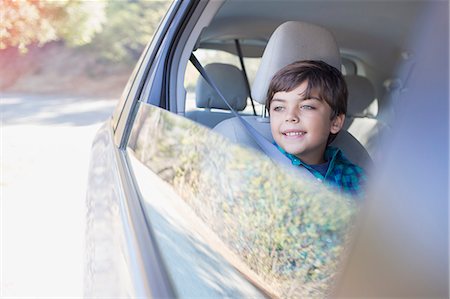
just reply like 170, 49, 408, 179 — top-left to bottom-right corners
330, 113, 345, 134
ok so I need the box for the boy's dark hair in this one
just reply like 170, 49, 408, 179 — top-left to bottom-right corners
266, 60, 347, 120
266, 60, 348, 144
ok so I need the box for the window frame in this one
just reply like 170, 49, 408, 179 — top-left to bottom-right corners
113, 0, 181, 148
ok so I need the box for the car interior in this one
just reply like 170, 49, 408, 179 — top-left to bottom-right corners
185, 62, 253, 128
175, 0, 424, 170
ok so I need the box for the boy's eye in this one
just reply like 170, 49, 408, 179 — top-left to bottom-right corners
301, 105, 315, 110
273, 106, 284, 112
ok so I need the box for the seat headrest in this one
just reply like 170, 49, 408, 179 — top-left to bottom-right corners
345, 75, 377, 117
251, 21, 341, 104
195, 63, 248, 111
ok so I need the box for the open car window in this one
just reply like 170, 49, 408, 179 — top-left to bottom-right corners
126, 102, 356, 297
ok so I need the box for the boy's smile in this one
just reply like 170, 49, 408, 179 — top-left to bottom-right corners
282, 129, 306, 137
269, 81, 344, 165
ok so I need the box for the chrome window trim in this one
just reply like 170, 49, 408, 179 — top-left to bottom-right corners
111, 122, 177, 298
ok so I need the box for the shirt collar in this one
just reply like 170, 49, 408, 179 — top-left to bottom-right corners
274, 143, 342, 178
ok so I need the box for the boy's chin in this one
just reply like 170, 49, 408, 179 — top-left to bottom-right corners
282, 146, 304, 157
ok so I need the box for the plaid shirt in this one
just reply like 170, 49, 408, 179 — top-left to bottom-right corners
276, 145, 366, 198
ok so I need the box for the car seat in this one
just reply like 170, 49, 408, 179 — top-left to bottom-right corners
185, 63, 250, 128
213, 21, 372, 168
345, 75, 387, 159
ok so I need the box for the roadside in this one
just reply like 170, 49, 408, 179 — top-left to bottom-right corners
0, 42, 133, 97
1, 94, 118, 297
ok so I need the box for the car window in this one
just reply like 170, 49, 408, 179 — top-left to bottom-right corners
126, 102, 356, 297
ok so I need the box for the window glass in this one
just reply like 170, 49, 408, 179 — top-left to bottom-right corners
127, 103, 356, 298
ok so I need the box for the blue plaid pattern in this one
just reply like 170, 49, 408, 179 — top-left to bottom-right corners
276, 145, 367, 198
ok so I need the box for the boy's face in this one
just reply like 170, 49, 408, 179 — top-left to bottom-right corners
269, 81, 344, 165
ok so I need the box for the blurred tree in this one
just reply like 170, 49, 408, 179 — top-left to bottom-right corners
87, 0, 171, 64
49, 1, 106, 47
0, 0, 106, 52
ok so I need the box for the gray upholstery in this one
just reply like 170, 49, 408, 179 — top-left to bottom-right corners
213, 21, 372, 168
343, 74, 377, 131
186, 110, 245, 128
195, 63, 248, 111
186, 63, 249, 128
214, 116, 273, 150
251, 21, 341, 104
346, 75, 377, 118
344, 75, 384, 160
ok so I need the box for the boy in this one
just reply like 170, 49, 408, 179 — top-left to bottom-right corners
266, 60, 366, 197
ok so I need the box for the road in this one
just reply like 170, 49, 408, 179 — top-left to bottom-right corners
1, 94, 117, 298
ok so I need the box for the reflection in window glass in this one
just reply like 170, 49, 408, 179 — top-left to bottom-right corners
128, 103, 356, 298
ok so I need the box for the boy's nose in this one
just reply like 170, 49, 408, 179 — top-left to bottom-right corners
285, 112, 299, 123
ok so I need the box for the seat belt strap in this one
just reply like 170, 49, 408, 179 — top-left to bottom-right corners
234, 39, 257, 116
189, 53, 307, 172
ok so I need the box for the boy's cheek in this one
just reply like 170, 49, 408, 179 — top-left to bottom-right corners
270, 121, 278, 141
269, 114, 280, 126
269, 121, 279, 136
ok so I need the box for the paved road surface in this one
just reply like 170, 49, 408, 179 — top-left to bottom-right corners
1, 94, 117, 298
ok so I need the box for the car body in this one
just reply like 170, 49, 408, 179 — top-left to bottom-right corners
85, 1, 448, 298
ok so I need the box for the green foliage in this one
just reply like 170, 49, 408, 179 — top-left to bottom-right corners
87, 0, 171, 64
0, 0, 105, 52
131, 105, 357, 298
1, 0, 170, 64
50, 0, 106, 47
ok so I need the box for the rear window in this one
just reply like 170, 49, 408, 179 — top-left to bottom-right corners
127, 103, 356, 297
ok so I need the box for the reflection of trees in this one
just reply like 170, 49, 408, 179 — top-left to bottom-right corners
130, 105, 355, 298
